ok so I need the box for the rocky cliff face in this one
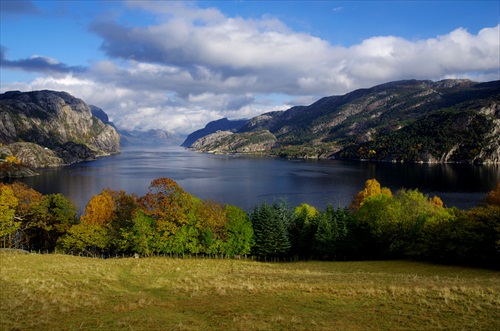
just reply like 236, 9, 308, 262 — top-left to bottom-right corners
187, 79, 500, 163
0, 90, 120, 174
189, 130, 279, 154
181, 118, 248, 148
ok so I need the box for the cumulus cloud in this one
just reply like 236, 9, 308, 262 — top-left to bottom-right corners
1, 2, 498, 135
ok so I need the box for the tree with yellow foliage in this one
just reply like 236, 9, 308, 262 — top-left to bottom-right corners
0, 184, 20, 247
5, 155, 21, 164
80, 189, 115, 226
349, 178, 392, 210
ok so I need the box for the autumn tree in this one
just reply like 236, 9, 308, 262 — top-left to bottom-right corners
139, 178, 195, 243
0, 184, 19, 248
9, 182, 42, 221
80, 189, 115, 226
106, 189, 138, 231
430, 196, 444, 208
349, 178, 392, 210
485, 181, 500, 206
2, 182, 42, 249
196, 200, 227, 240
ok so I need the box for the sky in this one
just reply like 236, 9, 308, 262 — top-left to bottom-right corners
1, 1, 499, 135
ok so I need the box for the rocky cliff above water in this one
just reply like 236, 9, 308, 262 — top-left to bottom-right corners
0, 90, 121, 176
186, 79, 500, 164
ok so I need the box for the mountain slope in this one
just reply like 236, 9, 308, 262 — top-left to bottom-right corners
0, 90, 120, 172
187, 79, 500, 163
181, 118, 248, 147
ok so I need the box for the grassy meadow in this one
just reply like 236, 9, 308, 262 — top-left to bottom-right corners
1, 252, 499, 331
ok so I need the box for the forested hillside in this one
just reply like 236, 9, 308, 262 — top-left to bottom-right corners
186, 79, 500, 163
2, 178, 499, 267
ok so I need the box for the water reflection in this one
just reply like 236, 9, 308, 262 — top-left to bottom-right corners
3, 146, 499, 213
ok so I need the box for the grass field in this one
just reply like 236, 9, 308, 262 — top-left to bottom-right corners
1, 252, 499, 330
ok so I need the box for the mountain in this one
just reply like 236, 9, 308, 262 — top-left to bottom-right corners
0, 90, 120, 176
181, 118, 248, 147
119, 129, 183, 146
90, 105, 117, 129
90, 105, 183, 146
186, 79, 500, 163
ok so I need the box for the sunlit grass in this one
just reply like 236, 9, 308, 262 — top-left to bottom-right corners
1, 252, 499, 330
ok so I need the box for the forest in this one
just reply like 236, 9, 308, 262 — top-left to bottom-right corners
1, 177, 499, 268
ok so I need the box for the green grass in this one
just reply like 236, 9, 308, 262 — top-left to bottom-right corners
1, 252, 499, 330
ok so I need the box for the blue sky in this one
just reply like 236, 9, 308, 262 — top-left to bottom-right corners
1, 1, 499, 134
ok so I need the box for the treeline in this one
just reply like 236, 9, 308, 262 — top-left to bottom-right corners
1, 178, 499, 267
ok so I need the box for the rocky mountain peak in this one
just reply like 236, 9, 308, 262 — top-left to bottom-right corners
0, 90, 121, 176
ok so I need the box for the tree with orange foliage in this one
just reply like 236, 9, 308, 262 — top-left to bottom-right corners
195, 199, 228, 254
349, 178, 392, 210
9, 182, 43, 220
485, 181, 500, 206
139, 177, 195, 239
80, 189, 115, 226
196, 200, 227, 240
429, 196, 444, 208
8, 182, 43, 248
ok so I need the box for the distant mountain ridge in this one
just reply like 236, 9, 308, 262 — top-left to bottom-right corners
181, 118, 248, 147
120, 128, 183, 146
0, 90, 121, 176
186, 79, 500, 163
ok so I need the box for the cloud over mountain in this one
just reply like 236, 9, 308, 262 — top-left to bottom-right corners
1, 2, 498, 135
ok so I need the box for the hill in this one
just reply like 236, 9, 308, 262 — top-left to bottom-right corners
186, 79, 500, 163
0, 90, 120, 176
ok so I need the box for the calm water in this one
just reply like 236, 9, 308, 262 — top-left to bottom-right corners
6, 146, 500, 213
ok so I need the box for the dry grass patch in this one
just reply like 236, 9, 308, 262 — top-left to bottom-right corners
1, 253, 499, 330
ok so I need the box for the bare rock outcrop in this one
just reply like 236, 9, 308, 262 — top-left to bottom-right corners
0, 90, 121, 175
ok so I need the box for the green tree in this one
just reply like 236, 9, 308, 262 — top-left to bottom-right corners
250, 200, 291, 259
224, 205, 254, 256
170, 225, 201, 256
355, 188, 453, 258
312, 206, 353, 260
289, 203, 319, 259
119, 210, 157, 256
57, 223, 111, 257
29, 193, 77, 251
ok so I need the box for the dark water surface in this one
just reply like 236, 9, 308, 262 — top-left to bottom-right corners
8, 146, 500, 213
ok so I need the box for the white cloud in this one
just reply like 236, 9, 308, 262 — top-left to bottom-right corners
2, 2, 498, 135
